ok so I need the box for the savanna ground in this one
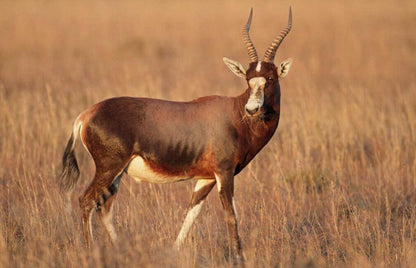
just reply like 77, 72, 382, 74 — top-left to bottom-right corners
0, 0, 415, 267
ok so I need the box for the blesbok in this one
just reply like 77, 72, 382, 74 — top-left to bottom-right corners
59, 7, 293, 262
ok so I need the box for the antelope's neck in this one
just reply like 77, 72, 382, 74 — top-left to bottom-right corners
234, 88, 280, 128
232, 89, 280, 174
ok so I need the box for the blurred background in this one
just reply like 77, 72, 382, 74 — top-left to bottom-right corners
0, 0, 415, 267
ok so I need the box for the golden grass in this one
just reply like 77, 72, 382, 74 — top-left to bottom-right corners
0, 0, 415, 267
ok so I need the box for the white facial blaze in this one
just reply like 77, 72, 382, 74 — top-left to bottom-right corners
246, 77, 266, 113
256, 61, 262, 72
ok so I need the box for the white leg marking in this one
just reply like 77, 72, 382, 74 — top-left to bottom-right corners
88, 209, 94, 242
214, 173, 222, 192
102, 207, 118, 242
232, 197, 238, 220
175, 201, 204, 249
194, 179, 214, 192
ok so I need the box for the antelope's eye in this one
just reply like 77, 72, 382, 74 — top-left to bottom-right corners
267, 76, 273, 81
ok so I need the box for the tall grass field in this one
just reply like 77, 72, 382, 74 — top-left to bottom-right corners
0, 0, 415, 267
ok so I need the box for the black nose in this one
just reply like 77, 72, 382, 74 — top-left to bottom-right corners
245, 107, 259, 116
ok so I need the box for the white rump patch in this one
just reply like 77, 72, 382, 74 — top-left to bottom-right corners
126, 156, 186, 184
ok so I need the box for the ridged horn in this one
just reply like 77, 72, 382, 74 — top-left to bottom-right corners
242, 8, 258, 62
263, 6, 292, 63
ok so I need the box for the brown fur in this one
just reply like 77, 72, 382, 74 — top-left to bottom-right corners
58, 9, 291, 265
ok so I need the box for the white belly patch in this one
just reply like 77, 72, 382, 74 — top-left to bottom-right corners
126, 156, 190, 184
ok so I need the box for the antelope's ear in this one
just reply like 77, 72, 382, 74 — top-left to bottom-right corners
277, 57, 293, 78
223, 57, 246, 78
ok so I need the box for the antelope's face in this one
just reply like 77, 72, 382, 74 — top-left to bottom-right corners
224, 59, 293, 117
223, 7, 293, 118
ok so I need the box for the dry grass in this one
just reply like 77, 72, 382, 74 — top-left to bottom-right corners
0, 0, 415, 267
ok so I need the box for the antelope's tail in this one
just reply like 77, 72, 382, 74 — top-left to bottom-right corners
58, 120, 82, 193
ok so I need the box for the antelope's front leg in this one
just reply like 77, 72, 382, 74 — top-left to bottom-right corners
215, 171, 244, 265
175, 179, 216, 249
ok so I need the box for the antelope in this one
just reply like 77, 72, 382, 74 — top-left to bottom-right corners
58, 7, 293, 263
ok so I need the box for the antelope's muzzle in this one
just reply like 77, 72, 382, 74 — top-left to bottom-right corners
245, 77, 266, 117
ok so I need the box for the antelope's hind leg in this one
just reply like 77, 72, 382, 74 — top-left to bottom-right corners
175, 179, 216, 249
97, 172, 123, 243
79, 169, 124, 247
